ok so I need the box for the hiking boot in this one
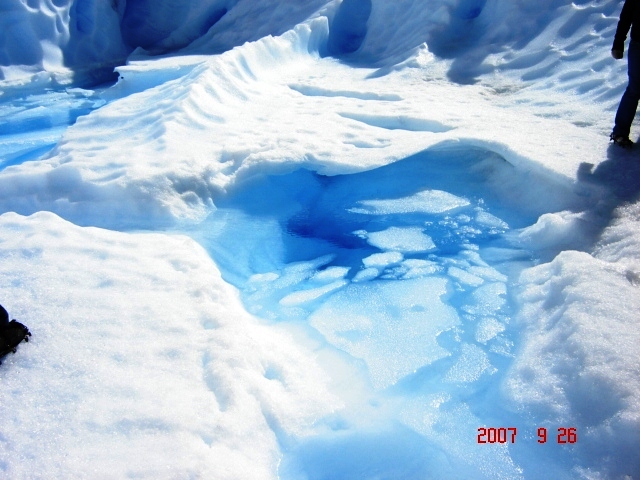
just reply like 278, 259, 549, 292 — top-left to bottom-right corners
610, 133, 634, 148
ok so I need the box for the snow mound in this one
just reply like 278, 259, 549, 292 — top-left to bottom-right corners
507, 248, 640, 477
0, 211, 340, 479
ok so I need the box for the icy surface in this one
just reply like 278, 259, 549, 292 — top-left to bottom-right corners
1, 0, 640, 479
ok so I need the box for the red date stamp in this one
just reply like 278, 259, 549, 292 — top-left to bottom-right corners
477, 427, 577, 444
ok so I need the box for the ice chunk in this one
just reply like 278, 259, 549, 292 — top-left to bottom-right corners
475, 210, 508, 230
467, 265, 508, 283
309, 277, 460, 389
279, 280, 348, 307
310, 266, 350, 283
279, 256, 335, 286
362, 251, 404, 268
352, 267, 380, 282
444, 343, 494, 383
249, 272, 280, 283
365, 227, 436, 253
448, 266, 484, 287
519, 210, 595, 255
459, 249, 489, 266
401, 259, 440, 279
475, 317, 506, 344
349, 190, 470, 215
462, 282, 507, 316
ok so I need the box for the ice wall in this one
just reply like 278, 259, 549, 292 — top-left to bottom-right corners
0, 0, 627, 98
120, 0, 234, 51
0, 0, 333, 86
0, 0, 128, 85
337, 0, 624, 90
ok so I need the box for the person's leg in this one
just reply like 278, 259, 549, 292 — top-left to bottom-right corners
613, 40, 640, 138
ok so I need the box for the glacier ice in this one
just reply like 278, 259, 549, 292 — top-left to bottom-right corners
0, 0, 639, 479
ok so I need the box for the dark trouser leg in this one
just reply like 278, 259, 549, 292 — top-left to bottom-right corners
614, 40, 640, 138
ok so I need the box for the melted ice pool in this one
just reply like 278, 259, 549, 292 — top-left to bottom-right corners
192, 148, 534, 385
187, 147, 548, 477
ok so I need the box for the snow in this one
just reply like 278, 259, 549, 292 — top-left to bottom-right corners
0, 0, 639, 479
0, 211, 339, 479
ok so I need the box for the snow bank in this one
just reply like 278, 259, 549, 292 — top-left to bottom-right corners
500, 157, 640, 479
0, 211, 339, 478
507, 246, 640, 477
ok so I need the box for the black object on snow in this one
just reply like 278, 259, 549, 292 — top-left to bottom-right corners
0, 304, 31, 365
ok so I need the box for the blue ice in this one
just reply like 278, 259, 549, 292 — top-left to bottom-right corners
0, 85, 112, 171
188, 149, 559, 478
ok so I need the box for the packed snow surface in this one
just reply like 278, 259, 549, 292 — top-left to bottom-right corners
1, 0, 640, 479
